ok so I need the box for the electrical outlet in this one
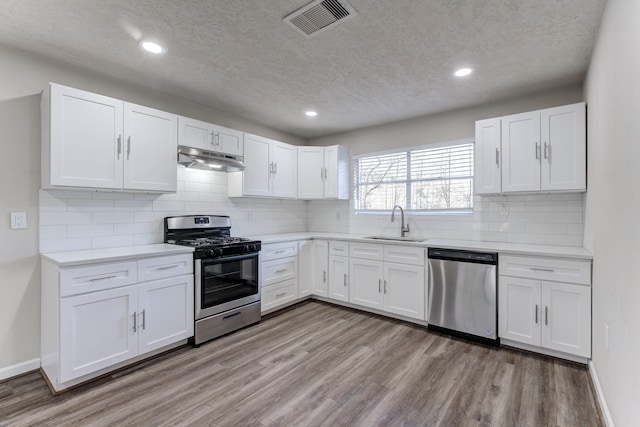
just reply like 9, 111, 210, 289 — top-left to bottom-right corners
605, 324, 610, 351
10, 212, 27, 229
499, 205, 509, 216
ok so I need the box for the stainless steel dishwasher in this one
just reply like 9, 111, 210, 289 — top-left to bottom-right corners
428, 248, 498, 345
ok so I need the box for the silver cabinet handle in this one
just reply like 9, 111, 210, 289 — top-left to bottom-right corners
117, 135, 122, 159
323, 167, 328, 179
215, 132, 220, 147
535, 142, 540, 160
88, 275, 117, 282
276, 292, 287, 298
141, 309, 146, 330
274, 162, 278, 174
132, 313, 137, 333
334, 247, 343, 252
323, 270, 327, 282
378, 279, 382, 293
531, 267, 554, 273
127, 136, 131, 160
156, 264, 179, 270
275, 269, 287, 274
544, 142, 549, 159
545, 306, 549, 326
269, 162, 273, 173
343, 273, 347, 286
535, 304, 539, 324
320, 168, 324, 180
495, 148, 499, 167
274, 250, 286, 254
383, 280, 387, 294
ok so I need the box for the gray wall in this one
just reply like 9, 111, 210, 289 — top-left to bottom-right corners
0, 43, 304, 375
584, 0, 640, 425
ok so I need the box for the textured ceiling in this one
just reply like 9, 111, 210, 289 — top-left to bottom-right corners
0, 0, 606, 138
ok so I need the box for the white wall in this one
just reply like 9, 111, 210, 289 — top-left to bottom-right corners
308, 85, 585, 245
584, 0, 640, 425
0, 43, 305, 376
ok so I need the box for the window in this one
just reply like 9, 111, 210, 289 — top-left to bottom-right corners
353, 139, 474, 212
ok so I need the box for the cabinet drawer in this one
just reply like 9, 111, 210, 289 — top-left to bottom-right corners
500, 255, 591, 285
138, 254, 193, 283
261, 241, 298, 261
60, 261, 138, 297
262, 257, 298, 286
262, 279, 298, 312
384, 245, 425, 266
329, 241, 349, 256
350, 243, 384, 261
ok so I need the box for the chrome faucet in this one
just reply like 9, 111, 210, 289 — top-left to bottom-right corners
391, 205, 410, 237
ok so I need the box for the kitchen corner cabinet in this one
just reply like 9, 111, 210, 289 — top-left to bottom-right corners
177, 116, 243, 156
312, 240, 329, 297
474, 102, 586, 195
297, 145, 349, 200
228, 133, 297, 198
498, 255, 591, 359
42, 83, 178, 193
41, 253, 193, 392
349, 243, 425, 320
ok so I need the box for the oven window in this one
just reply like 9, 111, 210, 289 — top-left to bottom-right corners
201, 255, 258, 308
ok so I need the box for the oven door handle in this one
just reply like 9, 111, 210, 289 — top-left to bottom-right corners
200, 252, 258, 265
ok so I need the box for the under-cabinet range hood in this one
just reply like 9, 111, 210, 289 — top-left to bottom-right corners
177, 145, 245, 172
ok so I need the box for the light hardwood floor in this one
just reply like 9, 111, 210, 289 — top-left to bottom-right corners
0, 301, 603, 426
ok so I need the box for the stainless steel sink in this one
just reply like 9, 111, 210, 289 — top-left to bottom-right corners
364, 236, 428, 243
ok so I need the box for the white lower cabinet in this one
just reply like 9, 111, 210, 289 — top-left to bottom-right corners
499, 255, 591, 359
349, 243, 425, 320
312, 240, 329, 297
328, 255, 349, 302
42, 251, 194, 392
298, 240, 313, 297
260, 241, 299, 313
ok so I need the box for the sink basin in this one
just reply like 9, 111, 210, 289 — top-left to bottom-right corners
364, 236, 428, 243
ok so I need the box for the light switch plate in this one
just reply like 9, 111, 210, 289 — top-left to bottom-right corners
499, 205, 509, 216
10, 212, 27, 229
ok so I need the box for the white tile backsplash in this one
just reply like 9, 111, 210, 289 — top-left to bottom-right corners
39, 167, 308, 252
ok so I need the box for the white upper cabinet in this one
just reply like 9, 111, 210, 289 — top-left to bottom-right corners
501, 110, 541, 193
42, 83, 177, 193
540, 103, 586, 192
178, 116, 243, 156
228, 133, 297, 198
474, 102, 586, 195
124, 103, 178, 192
474, 118, 502, 195
297, 145, 349, 200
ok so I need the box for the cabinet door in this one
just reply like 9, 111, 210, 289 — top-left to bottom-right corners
312, 240, 329, 297
59, 286, 138, 382
242, 134, 272, 196
123, 103, 177, 192
541, 282, 591, 357
49, 83, 123, 189
349, 258, 384, 310
325, 145, 349, 199
501, 111, 541, 193
540, 103, 586, 192
138, 275, 194, 354
271, 141, 297, 198
297, 146, 325, 199
498, 276, 540, 346
213, 124, 243, 156
474, 118, 502, 194
178, 116, 214, 150
329, 255, 349, 302
297, 241, 314, 297
383, 263, 424, 320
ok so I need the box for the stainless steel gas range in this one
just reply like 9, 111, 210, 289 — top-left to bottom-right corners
164, 215, 261, 345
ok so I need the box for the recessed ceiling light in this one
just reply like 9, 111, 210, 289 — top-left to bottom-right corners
454, 67, 473, 77
305, 111, 318, 117
140, 40, 166, 54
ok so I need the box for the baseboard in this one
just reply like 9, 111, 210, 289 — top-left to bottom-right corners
589, 361, 615, 427
0, 358, 40, 381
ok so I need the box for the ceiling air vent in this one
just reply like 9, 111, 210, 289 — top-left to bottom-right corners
284, 0, 358, 38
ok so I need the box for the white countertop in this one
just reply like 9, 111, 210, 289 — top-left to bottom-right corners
41, 244, 194, 267
251, 232, 593, 259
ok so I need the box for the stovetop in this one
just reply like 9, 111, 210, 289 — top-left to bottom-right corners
168, 236, 252, 248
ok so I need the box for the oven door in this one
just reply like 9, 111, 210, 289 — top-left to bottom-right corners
195, 252, 260, 319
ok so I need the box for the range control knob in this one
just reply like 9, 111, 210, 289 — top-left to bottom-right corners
242, 245, 250, 252
248, 244, 257, 252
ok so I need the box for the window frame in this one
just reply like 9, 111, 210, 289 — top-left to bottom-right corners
352, 137, 475, 215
